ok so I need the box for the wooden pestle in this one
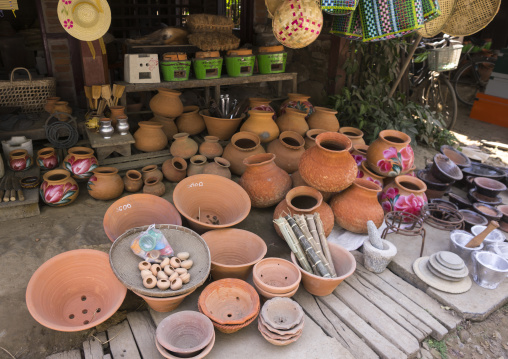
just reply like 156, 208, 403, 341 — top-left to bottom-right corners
465, 221, 499, 248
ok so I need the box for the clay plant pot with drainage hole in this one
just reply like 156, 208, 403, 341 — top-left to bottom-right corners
170, 133, 198, 160
199, 136, 223, 160
307, 107, 339, 132
275, 107, 309, 137
123, 170, 143, 192
291, 170, 332, 202
162, 157, 188, 182
176, 105, 206, 135
357, 161, 385, 190
222, 132, 266, 176
63, 147, 98, 180
266, 131, 305, 174
135, 289, 196, 313
203, 157, 232, 179
240, 110, 279, 143
87, 167, 124, 200
134, 121, 168, 152
339, 127, 365, 146
380, 175, 428, 216
304, 129, 326, 150
366, 129, 414, 177
252, 258, 301, 297
149, 88, 184, 118
200, 110, 245, 141
40, 169, 79, 206
143, 177, 166, 197
187, 155, 207, 177
141, 164, 163, 182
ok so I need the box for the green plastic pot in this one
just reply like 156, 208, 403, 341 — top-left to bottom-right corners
225, 55, 256, 77
193, 58, 223, 80
257, 52, 287, 74
160, 60, 191, 82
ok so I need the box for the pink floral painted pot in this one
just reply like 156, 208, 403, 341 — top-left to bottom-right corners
380, 175, 427, 216
63, 147, 98, 180
279, 93, 314, 119
351, 144, 369, 167
246, 98, 277, 120
9, 149, 33, 171
40, 169, 79, 206
357, 161, 385, 190
366, 130, 414, 177
37, 147, 59, 170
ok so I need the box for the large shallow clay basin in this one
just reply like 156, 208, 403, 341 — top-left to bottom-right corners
291, 242, 356, 296
103, 194, 182, 242
173, 174, 251, 233
201, 228, 267, 280
26, 249, 127, 332
253, 258, 301, 294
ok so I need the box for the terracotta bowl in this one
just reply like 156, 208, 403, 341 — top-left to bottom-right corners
252, 258, 301, 294
26, 249, 127, 332
473, 177, 507, 198
468, 188, 502, 206
261, 297, 304, 330
103, 194, 182, 242
290, 242, 356, 296
440, 145, 471, 168
472, 203, 503, 222
156, 331, 216, 359
200, 110, 245, 141
201, 228, 267, 280
256, 283, 299, 300
134, 289, 196, 312
173, 174, 251, 233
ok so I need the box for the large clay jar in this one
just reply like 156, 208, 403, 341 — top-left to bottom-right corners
143, 177, 166, 197
275, 108, 309, 137
123, 170, 143, 192
199, 136, 223, 160
246, 98, 276, 119
9, 149, 33, 171
279, 93, 314, 118
291, 171, 332, 202
367, 130, 415, 177
200, 110, 244, 141
273, 186, 334, 237
330, 178, 384, 234
109, 106, 125, 127
380, 175, 428, 215
339, 127, 365, 146
149, 88, 184, 118
134, 121, 168, 152
176, 106, 206, 135
187, 155, 207, 177
239, 153, 292, 208
88, 167, 124, 200
162, 157, 187, 182
357, 161, 385, 190
53, 101, 72, 121
151, 115, 178, 141
170, 133, 198, 160
307, 107, 339, 132
266, 131, 305, 174
37, 147, 59, 170
240, 110, 279, 143
222, 132, 266, 176
141, 165, 163, 182
299, 132, 357, 193
63, 147, 98, 180
304, 129, 326, 150
351, 144, 369, 166
203, 157, 232, 179
40, 169, 79, 206
44, 97, 60, 113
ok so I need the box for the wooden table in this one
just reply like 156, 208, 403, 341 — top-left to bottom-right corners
85, 128, 135, 163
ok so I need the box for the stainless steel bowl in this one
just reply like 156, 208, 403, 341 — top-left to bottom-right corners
471, 251, 508, 289
471, 225, 506, 245
449, 230, 484, 272
486, 242, 508, 261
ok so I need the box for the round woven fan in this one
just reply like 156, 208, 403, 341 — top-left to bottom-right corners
418, 0, 456, 38
442, 0, 501, 36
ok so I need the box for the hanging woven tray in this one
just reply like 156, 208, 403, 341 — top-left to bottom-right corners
442, 0, 501, 36
418, 0, 456, 37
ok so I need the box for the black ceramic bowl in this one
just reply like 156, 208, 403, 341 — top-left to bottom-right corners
448, 193, 473, 210
431, 154, 464, 183
417, 169, 452, 199
473, 177, 507, 198
20, 176, 41, 189
467, 188, 503, 206
462, 163, 506, 181
459, 209, 488, 231
472, 203, 503, 222
440, 145, 472, 169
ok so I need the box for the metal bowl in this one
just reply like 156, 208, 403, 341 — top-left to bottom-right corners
471, 225, 506, 245
449, 230, 484, 271
472, 251, 508, 289
486, 242, 508, 261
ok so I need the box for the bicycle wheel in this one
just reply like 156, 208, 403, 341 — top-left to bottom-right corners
453, 60, 496, 106
424, 76, 458, 130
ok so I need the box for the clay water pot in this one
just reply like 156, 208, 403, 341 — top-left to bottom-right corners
298, 132, 357, 192
150, 88, 184, 118
252, 258, 301, 295
45, 96, 60, 113
203, 157, 232, 179
26, 249, 127, 331
330, 178, 384, 234
366, 130, 414, 177
240, 110, 279, 143
304, 129, 326, 150
53, 101, 72, 121
290, 242, 356, 296
176, 106, 206, 135
162, 157, 188, 182
351, 144, 369, 166
239, 153, 292, 208
142, 164, 163, 182
123, 170, 143, 192
134, 289, 196, 313
151, 115, 178, 141
291, 170, 332, 202
279, 93, 314, 118
170, 133, 198, 160
88, 167, 124, 200
40, 169, 79, 206
266, 131, 305, 174
9, 149, 33, 171
187, 155, 207, 177
273, 186, 334, 237
246, 98, 276, 118
37, 147, 59, 170
199, 136, 223, 160
357, 161, 385, 190
200, 110, 244, 141
275, 107, 309, 137
339, 127, 365, 146
144, 177, 166, 197
380, 175, 428, 215
307, 107, 339, 132
108, 106, 125, 127
134, 121, 168, 152
222, 132, 266, 176
201, 228, 267, 280
63, 147, 98, 180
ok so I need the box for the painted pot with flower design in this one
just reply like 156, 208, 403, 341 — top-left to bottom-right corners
63, 147, 98, 180
40, 169, 79, 206
366, 130, 414, 177
384, 165, 417, 186
37, 147, 59, 170
246, 98, 277, 119
9, 149, 33, 171
351, 144, 369, 167
357, 161, 385, 190
87, 167, 124, 200
380, 175, 428, 216
279, 93, 314, 119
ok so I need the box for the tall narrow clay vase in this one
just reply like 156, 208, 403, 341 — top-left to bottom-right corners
276, 108, 309, 137
339, 127, 365, 147
88, 167, 124, 200
123, 170, 143, 192
222, 132, 266, 176
298, 132, 357, 193
134, 121, 168, 152
266, 131, 305, 174
162, 157, 187, 182
304, 129, 326, 150
330, 179, 384, 234
40, 169, 79, 206
240, 110, 279, 143
176, 106, 206, 135
246, 98, 276, 119
307, 107, 339, 132
187, 155, 207, 177
149, 88, 184, 118
239, 153, 292, 208
200, 110, 244, 141
203, 157, 232, 179
279, 93, 314, 118
170, 133, 198, 160
366, 130, 414, 177
141, 164, 163, 182
109, 106, 125, 127
380, 175, 428, 215
63, 147, 98, 180
199, 136, 223, 160
151, 115, 178, 141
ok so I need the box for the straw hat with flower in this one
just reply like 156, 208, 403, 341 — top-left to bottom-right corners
57, 0, 111, 41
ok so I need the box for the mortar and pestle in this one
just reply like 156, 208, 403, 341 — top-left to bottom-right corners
362, 221, 397, 273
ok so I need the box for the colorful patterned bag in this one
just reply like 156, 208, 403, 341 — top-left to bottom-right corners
322, 0, 359, 15
330, 8, 363, 40
422, 0, 441, 21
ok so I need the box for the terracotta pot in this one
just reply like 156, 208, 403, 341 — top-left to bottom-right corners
173, 174, 251, 233
162, 157, 188, 182
366, 129, 414, 177
40, 169, 79, 206
103, 194, 182, 242
63, 147, 98, 180
36, 147, 59, 170
134, 289, 195, 313
351, 144, 369, 166
53, 101, 72, 121
223, 132, 266, 176
134, 121, 168, 152
240, 110, 279, 143
198, 303, 257, 334
123, 170, 143, 192
9, 149, 33, 171
255, 283, 299, 300
239, 153, 292, 208
357, 161, 385, 190
156, 331, 216, 359
267, 131, 305, 174
170, 133, 198, 159
252, 258, 301, 295
290, 242, 356, 296
151, 115, 178, 141
304, 129, 326, 150
330, 178, 384, 234
201, 228, 267, 280
88, 167, 124, 200
200, 110, 244, 141
339, 127, 365, 146
109, 106, 125, 127
26, 249, 127, 331
143, 177, 166, 197
199, 136, 223, 160
176, 106, 206, 135
187, 155, 207, 177
44, 97, 60, 113
150, 88, 184, 118
279, 93, 314, 119
298, 132, 357, 192
246, 98, 276, 119
203, 157, 232, 179
275, 107, 309, 137
273, 186, 334, 236
380, 175, 428, 215
261, 297, 304, 330
142, 164, 163, 182
291, 171, 332, 202
307, 107, 339, 132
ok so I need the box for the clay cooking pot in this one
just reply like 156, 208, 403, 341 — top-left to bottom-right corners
222, 132, 266, 176
266, 131, 305, 174
88, 167, 124, 200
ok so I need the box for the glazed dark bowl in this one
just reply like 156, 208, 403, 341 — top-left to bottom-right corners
448, 193, 473, 210
20, 176, 41, 189
417, 169, 452, 199
499, 205, 508, 222
468, 188, 503, 206
462, 163, 506, 181
465, 176, 475, 191
473, 177, 507, 198
472, 203, 503, 222
440, 145, 471, 168
431, 154, 463, 183
459, 209, 488, 231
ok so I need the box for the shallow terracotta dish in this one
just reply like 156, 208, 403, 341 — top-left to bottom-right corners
155, 331, 215, 359
252, 258, 301, 294
255, 282, 299, 300
134, 289, 196, 313
472, 203, 503, 222
468, 188, 502, 206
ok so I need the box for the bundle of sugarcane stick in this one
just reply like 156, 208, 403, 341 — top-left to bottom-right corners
274, 213, 336, 278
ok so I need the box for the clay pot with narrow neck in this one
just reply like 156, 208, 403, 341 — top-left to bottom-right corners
143, 177, 166, 197
267, 131, 305, 174
246, 98, 276, 119
357, 161, 385, 190
203, 157, 232, 179
37, 147, 59, 170
339, 127, 365, 147
199, 136, 223, 160
330, 179, 384, 234
240, 110, 279, 143
9, 149, 33, 171
291, 171, 332, 202
149, 88, 184, 118
304, 129, 326, 150
307, 107, 339, 132
222, 132, 266, 176
367, 129, 414, 177
88, 167, 124, 200
275, 108, 309, 137
351, 144, 369, 167
239, 153, 292, 208
298, 132, 357, 193
170, 133, 198, 160
279, 93, 314, 119
380, 175, 428, 215
134, 121, 168, 152
176, 106, 206, 135
108, 106, 125, 127
123, 170, 143, 192
141, 164, 163, 182
187, 155, 207, 177
44, 97, 60, 113
150, 115, 178, 141
63, 147, 98, 180
162, 157, 188, 182
40, 169, 79, 206
53, 101, 72, 121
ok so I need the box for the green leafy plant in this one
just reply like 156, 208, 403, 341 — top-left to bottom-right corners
426, 339, 448, 359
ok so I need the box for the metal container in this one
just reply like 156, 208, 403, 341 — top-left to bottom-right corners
116, 117, 130, 136
471, 225, 506, 245
486, 242, 508, 261
449, 230, 484, 273
99, 119, 114, 139
471, 251, 508, 289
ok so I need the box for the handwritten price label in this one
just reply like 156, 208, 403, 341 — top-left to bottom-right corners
116, 204, 132, 212
187, 182, 204, 189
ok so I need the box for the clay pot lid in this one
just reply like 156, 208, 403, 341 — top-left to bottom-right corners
448, 193, 473, 209
468, 188, 502, 206
339, 127, 364, 139
279, 131, 304, 149
459, 209, 488, 226
258, 312, 305, 336
426, 262, 464, 282
377, 129, 410, 145
252, 257, 302, 294
432, 154, 463, 182
260, 297, 304, 330
432, 251, 467, 272
394, 175, 427, 194
155, 331, 215, 359
315, 132, 353, 153
472, 203, 503, 221
413, 257, 472, 294
417, 169, 450, 191
440, 145, 471, 168
474, 176, 507, 193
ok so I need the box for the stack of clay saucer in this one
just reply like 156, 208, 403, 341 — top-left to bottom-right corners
413, 251, 472, 294
258, 297, 305, 346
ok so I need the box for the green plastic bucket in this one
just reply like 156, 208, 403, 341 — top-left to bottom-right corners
257, 52, 287, 74
160, 60, 191, 81
193, 58, 223, 80
225, 55, 256, 77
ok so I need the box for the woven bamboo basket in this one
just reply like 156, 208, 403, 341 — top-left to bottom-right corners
186, 14, 234, 34
442, 0, 501, 36
418, 0, 456, 38
188, 33, 241, 51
